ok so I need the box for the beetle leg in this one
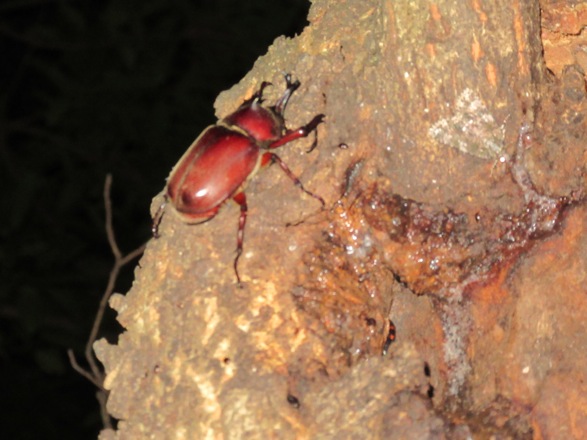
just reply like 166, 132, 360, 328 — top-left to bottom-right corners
269, 114, 325, 150
274, 74, 301, 115
152, 196, 168, 238
232, 191, 248, 286
262, 152, 325, 208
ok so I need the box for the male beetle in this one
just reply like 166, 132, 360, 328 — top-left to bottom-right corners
152, 74, 325, 284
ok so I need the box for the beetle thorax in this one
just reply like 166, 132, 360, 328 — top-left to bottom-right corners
223, 100, 284, 144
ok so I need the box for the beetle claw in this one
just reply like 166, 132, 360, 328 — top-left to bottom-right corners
234, 251, 243, 287
283, 73, 300, 91
305, 114, 325, 153
306, 130, 319, 153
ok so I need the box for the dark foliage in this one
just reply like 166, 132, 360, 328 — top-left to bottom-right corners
0, 0, 309, 437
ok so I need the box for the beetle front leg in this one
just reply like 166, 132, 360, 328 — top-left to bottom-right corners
262, 152, 325, 208
268, 114, 325, 151
274, 74, 301, 115
232, 191, 247, 286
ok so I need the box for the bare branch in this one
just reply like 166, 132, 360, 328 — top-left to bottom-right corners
104, 174, 122, 261
96, 389, 114, 431
67, 349, 103, 389
68, 174, 148, 430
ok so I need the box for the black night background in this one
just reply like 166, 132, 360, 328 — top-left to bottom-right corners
0, 1, 309, 438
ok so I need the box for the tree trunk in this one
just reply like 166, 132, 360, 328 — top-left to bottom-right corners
95, 0, 587, 438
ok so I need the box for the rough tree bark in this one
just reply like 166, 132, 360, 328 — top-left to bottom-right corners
95, 0, 587, 438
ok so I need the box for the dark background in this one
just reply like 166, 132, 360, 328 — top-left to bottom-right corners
0, 1, 309, 438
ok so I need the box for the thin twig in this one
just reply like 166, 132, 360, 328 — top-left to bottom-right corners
84, 175, 147, 379
104, 174, 122, 260
68, 174, 148, 430
67, 349, 103, 388
96, 389, 114, 431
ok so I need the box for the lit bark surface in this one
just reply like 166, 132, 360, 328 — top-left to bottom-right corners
95, 0, 587, 438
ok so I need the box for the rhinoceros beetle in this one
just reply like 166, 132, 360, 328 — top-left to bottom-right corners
152, 74, 325, 285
